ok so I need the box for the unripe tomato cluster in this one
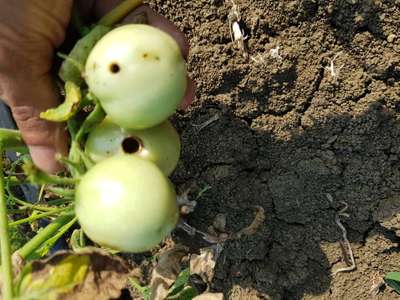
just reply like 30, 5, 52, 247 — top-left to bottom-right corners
75, 24, 187, 253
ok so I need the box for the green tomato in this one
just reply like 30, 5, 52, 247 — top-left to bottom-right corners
85, 118, 181, 175
75, 155, 179, 253
85, 24, 187, 129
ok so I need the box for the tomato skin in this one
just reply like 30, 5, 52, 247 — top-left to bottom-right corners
85, 24, 187, 129
85, 118, 181, 175
75, 155, 179, 253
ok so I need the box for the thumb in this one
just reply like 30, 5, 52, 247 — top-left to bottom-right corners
7, 75, 68, 173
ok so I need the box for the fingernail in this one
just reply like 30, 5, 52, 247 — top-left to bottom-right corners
29, 145, 63, 174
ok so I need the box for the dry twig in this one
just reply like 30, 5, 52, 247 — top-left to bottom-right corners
227, 0, 248, 58
326, 194, 356, 276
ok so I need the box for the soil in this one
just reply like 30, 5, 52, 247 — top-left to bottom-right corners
144, 0, 400, 299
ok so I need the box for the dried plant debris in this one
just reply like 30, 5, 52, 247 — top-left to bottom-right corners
192, 114, 220, 132
193, 293, 224, 300
179, 206, 265, 244
149, 245, 189, 300
326, 194, 356, 276
227, 0, 248, 58
190, 245, 223, 284
230, 206, 265, 240
13, 247, 129, 300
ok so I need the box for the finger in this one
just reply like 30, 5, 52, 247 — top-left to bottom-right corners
87, 1, 189, 59
6, 75, 68, 173
121, 5, 189, 59
180, 77, 195, 110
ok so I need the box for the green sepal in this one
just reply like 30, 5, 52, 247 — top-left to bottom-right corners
58, 25, 111, 85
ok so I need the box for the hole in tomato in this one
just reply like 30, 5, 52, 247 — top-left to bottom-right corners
122, 137, 141, 154
109, 63, 120, 74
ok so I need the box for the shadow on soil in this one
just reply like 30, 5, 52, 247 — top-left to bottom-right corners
172, 97, 400, 299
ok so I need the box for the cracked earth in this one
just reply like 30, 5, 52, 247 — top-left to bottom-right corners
149, 0, 400, 299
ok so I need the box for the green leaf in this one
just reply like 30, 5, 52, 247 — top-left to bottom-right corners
58, 25, 111, 85
168, 268, 190, 297
128, 277, 151, 300
40, 81, 82, 122
9, 225, 29, 253
385, 272, 400, 293
168, 287, 198, 300
16, 255, 89, 300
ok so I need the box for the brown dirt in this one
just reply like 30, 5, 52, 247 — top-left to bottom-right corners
151, 0, 400, 299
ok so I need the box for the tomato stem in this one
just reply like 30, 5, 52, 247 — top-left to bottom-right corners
16, 210, 75, 260
68, 103, 104, 176
0, 145, 14, 300
75, 103, 105, 143
57, 53, 84, 73
29, 216, 77, 259
12, 198, 58, 212
0, 128, 27, 152
56, 154, 84, 175
9, 206, 70, 227
99, 0, 143, 26
23, 160, 79, 186
46, 187, 75, 198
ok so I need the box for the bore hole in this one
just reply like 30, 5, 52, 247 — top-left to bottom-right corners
109, 63, 120, 74
122, 137, 141, 154
143, 53, 148, 58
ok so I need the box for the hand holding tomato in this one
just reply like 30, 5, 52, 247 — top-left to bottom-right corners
0, 0, 194, 173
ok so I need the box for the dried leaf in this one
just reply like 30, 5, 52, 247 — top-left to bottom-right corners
16, 254, 89, 300
150, 245, 188, 300
14, 248, 129, 300
168, 287, 198, 300
190, 245, 223, 283
193, 293, 224, 300
40, 81, 82, 122
58, 25, 111, 85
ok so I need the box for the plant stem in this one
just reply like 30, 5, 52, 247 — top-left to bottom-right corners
75, 103, 105, 143
13, 198, 57, 212
99, 0, 143, 26
31, 217, 77, 259
9, 207, 69, 227
23, 160, 79, 186
38, 173, 78, 186
0, 145, 14, 300
0, 128, 26, 152
16, 211, 74, 260
56, 155, 84, 175
45, 198, 72, 206
57, 53, 84, 73
47, 187, 75, 198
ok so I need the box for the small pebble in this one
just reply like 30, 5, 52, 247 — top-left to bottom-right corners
387, 34, 396, 43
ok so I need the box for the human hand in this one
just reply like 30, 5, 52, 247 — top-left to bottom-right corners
0, 0, 194, 173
